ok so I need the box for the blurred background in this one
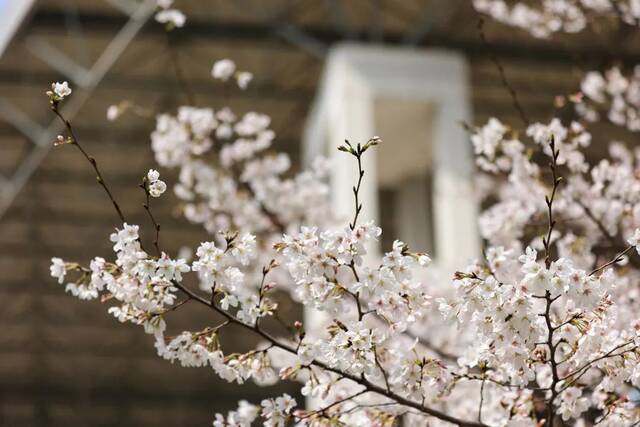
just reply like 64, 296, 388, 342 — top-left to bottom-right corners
0, 0, 637, 425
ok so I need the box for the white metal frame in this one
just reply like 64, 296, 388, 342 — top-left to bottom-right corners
0, 0, 35, 56
0, 0, 155, 220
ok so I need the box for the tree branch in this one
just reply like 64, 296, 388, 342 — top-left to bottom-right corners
52, 105, 127, 224
51, 103, 487, 427
173, 279, 488, 427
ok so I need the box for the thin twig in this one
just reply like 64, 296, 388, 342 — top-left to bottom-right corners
477, 17, 530, 127
478, 377, 485, 423
459, 373, 550, 392
340, 140, 372, 320
402, 329, 459, 362
156, 297, 191, 315
560, 340, 636, 385
373, 344, 392, 394
575, 199, 617, 246
542, 136, 561, 269
350, 146, 365, 231
589, 245, 634, 276
140, 182, 162, 256
165, 31, 196, 105
347, 262, 365, 320
237, 180, 286, 233
543, 290, 560, 426
297, 389, 368, 420
52, 106, 127, 224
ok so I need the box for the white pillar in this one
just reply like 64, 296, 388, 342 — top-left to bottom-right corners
394, 176, 434, 254
304, 43, 479, 271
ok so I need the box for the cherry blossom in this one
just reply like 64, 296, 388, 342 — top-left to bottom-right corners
474, 0, 640, 38
44, 5, 640, 427
211, 59, 236, 81
576, 66, 640, 132
154, 0, 185, 29
236, 71, 253, 90
49, 257, 66, 284
106, 105, 121, 121
45, 81, 72, 102
146, 169, 167, 198
155, 9, 185, 28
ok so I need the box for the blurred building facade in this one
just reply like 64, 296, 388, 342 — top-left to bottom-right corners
0, 0, 637, 425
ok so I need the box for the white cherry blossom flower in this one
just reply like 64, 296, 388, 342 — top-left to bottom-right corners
48, 81, 72, 99
211, 59, 236, 81
50, 257, 66, 284
106, 105, 120, 121
155, 9, 185, 28
236, 71, 253, 90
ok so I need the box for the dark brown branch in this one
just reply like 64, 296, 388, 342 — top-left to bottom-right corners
541, 138, 562, 425
575, 199, 617, 247
478, 377, 486, 423
340, 140, 374, 321
402, 329, 459, 362
542, 136, 561, 269
139, 182, 162, 256
373, 344, 392, 394
477, 17, 530, 127
589, 245, 634, 276
346, 262, 365, 321
238, 181, 286, 233
155, 296, 191, 316
52, 105, 127, 224
52, 102, 487, 427
297, 388, 368, 420
349, 145, 365, 231
165, 31, 196, 105
559, 340, 636, 386
543, 291, 561, 426
173, 280, 488, 427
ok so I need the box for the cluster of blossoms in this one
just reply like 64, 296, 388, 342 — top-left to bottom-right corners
145, 169, 167, 197
474, 0, 640, 38
52, 219, 281, 385
50, 222, 187, 335
150, 103, 330, 236
577, 66, 640, 131
154, 0, 185, 29
45, 81, 72, 103
45, 4, 640, 427
212, 394, 296, 427
276, 224, 431, 331
464, 45, 640, 421
471, 114, 640, 259
472, 117, 594, 246
156, 329, 277, 386
442, 246, 640, 420
191, 231, 280, 326
211, 58, 253, 90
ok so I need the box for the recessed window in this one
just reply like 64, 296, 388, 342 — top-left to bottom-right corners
374, 97, 435, 255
